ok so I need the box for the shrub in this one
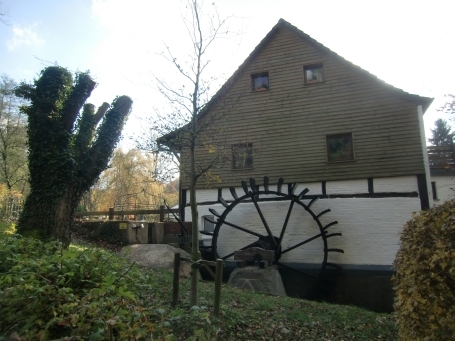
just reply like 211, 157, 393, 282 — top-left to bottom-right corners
393, 199, 455, 340
0, 235, 155, 340
0, 221, 16, 239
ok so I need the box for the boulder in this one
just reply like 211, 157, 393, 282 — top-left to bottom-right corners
121, 244, 199, 278
228, 265, 287, 296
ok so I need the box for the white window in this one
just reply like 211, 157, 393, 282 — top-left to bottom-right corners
251, 72, 269, 91
304, 64, 324, 84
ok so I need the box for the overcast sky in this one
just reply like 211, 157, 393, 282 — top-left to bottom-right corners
1, 0, 455, 144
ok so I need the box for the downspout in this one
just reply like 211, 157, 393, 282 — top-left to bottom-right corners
417, 104, 433, 208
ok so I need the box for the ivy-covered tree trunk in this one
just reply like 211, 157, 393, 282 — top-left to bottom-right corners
15, 66, 132, 245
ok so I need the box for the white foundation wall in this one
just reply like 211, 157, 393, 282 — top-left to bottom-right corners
184, 176, 422, 266
185, 196, 421, 267
431, 175, 455, 203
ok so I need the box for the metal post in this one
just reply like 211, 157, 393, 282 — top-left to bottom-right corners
159, 205, 165, 222
214, 259, 223, 316
108, 207, 114, 221
172, 253, 181, 307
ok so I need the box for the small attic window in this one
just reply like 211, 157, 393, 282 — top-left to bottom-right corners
304, 64, 324, 84
251, 72, 269, 91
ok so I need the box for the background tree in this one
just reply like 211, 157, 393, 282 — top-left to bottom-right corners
0, 74, 28, 193
80, 148, 178, 214
15, 66, 132, 245
143, 0, 239, 305
438, 94, 455, 116
0, 74, 29, 220
428, 118, 453, 146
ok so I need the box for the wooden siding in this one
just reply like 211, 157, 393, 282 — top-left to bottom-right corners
180, 26, 427, 189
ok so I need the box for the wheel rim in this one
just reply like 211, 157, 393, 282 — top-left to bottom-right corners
210, 177, 343, 279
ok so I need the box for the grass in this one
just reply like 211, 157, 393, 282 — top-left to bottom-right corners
74, 240, 398, 340
0, 235, 397, 340
169, 271, 397, 340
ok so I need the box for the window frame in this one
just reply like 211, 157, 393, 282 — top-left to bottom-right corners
232, 142, 254, 170
304, 64, 325, 84
326, 133, 355, 163
251, 72, 270, 92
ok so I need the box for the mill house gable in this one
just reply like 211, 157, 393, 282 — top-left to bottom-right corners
173, 19, 433, 196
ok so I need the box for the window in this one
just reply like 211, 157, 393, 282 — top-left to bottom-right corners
304, 64, 324, 84
326, 133, 354, 162
251, 72, 269, 91
431, 181, 438, 200
232, 143, 253, 169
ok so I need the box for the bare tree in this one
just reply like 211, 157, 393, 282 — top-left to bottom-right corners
0, 2, 10, 26
142, 0, 243, 305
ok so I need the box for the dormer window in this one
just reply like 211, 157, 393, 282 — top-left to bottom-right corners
251, 72, 269, 91
304, 64, 324, 84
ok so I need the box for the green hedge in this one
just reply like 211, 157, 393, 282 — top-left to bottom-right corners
393, 199, 455, 340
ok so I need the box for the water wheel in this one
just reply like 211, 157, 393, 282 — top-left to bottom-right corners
206, 177, 343, 278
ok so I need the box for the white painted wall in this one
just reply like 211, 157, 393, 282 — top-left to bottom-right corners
326, 179, 367, 194
186, 188, 218, 204
186, 192, 421, 267
431, 175, 455, 204
374, 176, 418, 193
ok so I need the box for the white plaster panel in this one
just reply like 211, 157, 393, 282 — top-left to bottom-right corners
296, 183, 322, 195
312, 197, 420, 266
186, 203, 225, 230
187, 196, 420, 267
326, 179, 367, 194
374, 176, 418, 193
431, 175, 455, 204
221, 187, 246, 201
186, 189, 218, 204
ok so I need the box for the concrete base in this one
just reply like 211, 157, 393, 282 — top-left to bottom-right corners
228, 265, 286, 296
149, 222, 164, 244
123, 221, 148, 244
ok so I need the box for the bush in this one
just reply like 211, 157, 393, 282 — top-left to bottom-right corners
0, 221, 16, 239
0, 236, 155, 340
393, 199, 455, 340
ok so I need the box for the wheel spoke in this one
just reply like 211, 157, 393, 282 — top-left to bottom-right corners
220, 219, 265, 238
281, 232, 322, 254
251, 195, 276, 245
277, 199, 295, 251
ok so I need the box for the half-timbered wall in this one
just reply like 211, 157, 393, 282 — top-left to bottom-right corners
189, 175, 421, 268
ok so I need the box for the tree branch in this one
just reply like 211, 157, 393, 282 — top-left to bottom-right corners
81, 96, 132, 191
61, 72, 96, 132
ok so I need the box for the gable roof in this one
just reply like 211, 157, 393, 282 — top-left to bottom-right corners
159, 19, 433, 145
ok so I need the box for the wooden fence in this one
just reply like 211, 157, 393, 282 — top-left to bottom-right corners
427, 144, 455, 167
74, 205, 179, 221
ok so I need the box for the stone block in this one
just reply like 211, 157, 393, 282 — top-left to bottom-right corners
228, 265, 286, 296
121, 244, 200, 279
